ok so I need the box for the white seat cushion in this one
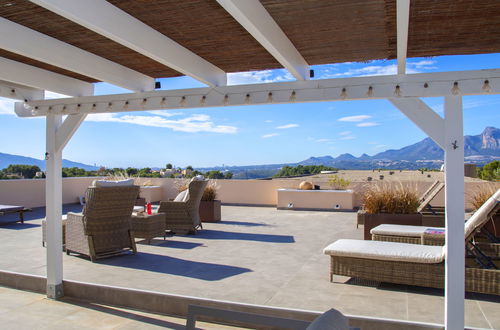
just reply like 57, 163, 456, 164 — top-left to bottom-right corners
93, 179, 134, 187
174, 190, 189, 202
370, 224, 442, 237
323, 239, 444, 264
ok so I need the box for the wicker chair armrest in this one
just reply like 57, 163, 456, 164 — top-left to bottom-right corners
422, 232, 445, 245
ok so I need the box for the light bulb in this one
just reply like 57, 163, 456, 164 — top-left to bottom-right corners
224, 94, 229, 106
451, 82, 460, 95
366, 86, 374, 97
267, 92, 273, 103
289, 90, 297, 102
340, 88, 347, 99
394, 85, 402, 97
180, 96, 187, 106
245, 94, 250, 104
482, 80, 491, 93
200, 95, 206, 105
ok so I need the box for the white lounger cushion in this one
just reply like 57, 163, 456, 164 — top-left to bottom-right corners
370, 224, 440, 237
323, 239, 444, 264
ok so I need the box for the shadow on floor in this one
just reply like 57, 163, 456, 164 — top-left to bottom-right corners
99, 252, 252, 281
142, 239, 204, 250
217, 220, 272, 227
0, 222, 40, 229
186, 229, 295, 243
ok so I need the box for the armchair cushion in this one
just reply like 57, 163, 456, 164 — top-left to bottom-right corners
174, 190, 189, 202
92, 179, 134, 187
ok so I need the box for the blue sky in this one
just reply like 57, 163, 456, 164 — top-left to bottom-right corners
1, 54, 499, 168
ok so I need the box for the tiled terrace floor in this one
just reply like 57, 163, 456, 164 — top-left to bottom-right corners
0, 205, 499, 328
0, 285, 234, 329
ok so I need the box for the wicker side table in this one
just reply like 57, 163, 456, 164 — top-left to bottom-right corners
131, 212, 166, 244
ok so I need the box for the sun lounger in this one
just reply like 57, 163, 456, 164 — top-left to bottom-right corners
323, 239, 499, 295
0, 205, 32, 223
370, 189, 500, 247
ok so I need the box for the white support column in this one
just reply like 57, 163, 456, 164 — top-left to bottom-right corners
45, 113, 64, 299
443, 96, 465, 330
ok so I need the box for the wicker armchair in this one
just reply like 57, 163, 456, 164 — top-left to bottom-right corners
158, 179, 208, 234
65, 185, 140, 262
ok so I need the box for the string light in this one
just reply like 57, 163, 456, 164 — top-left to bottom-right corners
10, 89, 15, 96
180, 96, 187, 106
224, 94, 229, 106
366, 86, 374, 97
92, 103, 96, 111
245, 94, 250, 104
289, 90, 297, 102
124, 101, 129, 109
267, 92, 273, 103
394, 85, 402, 97
340, 88, 347, 99
141, 98, 147, 106
482, 80, 491, 93
160, 97, 166, 106
451, 82, 460, 95
107, 102, 113, 110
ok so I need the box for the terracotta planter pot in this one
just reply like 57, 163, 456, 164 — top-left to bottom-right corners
363, 212, 422, 240
199, 200, 221, 222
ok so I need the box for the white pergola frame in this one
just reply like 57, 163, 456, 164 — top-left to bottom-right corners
2, 1, 498, 328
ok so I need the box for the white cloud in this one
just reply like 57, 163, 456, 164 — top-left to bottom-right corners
264, 120, 273, 123
338, 115, 371, 122
340, 135, 356, 140
339, 131, 352, 136
276, 123, 299, 129
85, 113, 237, 134
0, 98, 15, 115
356, 122, 380, 127
228, 69, 294, 85
147, 110, 183, 117
315, 138, 330, 143
262, 133, 279, 138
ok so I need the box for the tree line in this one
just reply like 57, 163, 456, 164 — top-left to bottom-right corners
0, 164, 233, 180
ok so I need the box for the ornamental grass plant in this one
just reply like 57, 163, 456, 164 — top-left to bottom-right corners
469, 185, 498, 210
362, 182, 419, 214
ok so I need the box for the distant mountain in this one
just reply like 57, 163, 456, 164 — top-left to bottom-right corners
0, 152, 99, 171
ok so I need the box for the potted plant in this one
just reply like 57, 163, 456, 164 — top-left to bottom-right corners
358, 183, 421, 240
199, 181, 221, 222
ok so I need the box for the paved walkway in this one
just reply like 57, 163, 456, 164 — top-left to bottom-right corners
0, 205, 498, 328
0, 285, 237, 329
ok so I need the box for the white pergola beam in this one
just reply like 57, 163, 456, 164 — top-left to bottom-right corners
217, 0, 309, 81
30, 0, 226, 87
389, 98, 445, 149
396, 0, 410, 74
0, 80, 44, 101
0, 57, 94, 97
0, 17, 154, 92
55, 114, 87, 152
443, 96, 465, 330
16, 69, 500, 117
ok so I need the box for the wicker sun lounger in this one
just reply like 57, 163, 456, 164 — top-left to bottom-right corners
370, 189, 500, 248
65, 182, 140, 262
324, 239, 499, 295
158, 179, 207, 234
324, 191, 500, 296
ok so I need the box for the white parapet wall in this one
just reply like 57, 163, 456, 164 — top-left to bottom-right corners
0, 177, 497, 210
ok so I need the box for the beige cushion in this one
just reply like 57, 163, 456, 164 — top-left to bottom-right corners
370, 224, 441, 237
92, 179, 134, 187
464, 189, 500, 238
323, 239, 444, 264
174, 190, 189, 202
